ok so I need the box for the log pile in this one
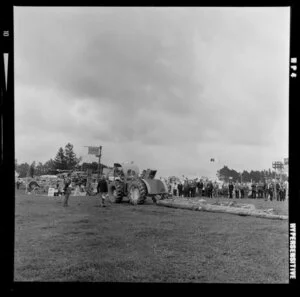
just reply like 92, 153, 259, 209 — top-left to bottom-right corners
156, 198, 287, 220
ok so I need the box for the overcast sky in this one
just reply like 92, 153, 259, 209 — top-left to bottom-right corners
14, 7, 289, 178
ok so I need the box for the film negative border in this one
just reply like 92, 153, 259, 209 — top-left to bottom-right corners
1, 3, 15, 288
0, 2, 299, 290
289, 4, 299, 285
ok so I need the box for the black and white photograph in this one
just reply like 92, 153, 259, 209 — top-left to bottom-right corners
11, 6, 291, 283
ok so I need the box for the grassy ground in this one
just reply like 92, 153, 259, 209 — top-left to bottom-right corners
14, 190, 289, 283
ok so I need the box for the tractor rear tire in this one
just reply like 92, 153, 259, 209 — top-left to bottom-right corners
108, 181, 124, 203
128, 179, 147, 205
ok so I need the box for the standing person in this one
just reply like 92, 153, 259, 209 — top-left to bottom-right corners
213, 181, 219, 198
235, 182, 240, 199
276, 182, 280, 201
63, 174, 72, 207
178, 182, 183, 197
55, 182, 60, 197
222, 183, 228, 198
283, 181, 287, 201
251, 182, 257, 199
182, 181, 186, 197
256, 182, 261, 198
16, 179, 20, 190
279, 182, 283, 201
97, 176, 108, 207
183, 180, 187, 197
269, 182, 274, 201
203, 181, 208, 197
246, 182, 251, 198
240, 183, 245, 199
198, 180, 203, 197
265, 182, 270, 201
190, 180, 196, 197
168, 182, 172, 195
263, 181, 268, 201
259, 181, 264, 198
207, 181, 213, 198
185, 180, 190, 198
256, 182, 260, 198
228, 182, 234, 199
285, 180, 289, 200
173, 183, 178, 197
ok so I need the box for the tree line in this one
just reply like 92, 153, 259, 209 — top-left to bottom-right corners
15, 143, 108, 178
217, 166, 288, 183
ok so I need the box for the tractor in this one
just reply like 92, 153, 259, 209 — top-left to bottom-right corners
107, 163, 169, 205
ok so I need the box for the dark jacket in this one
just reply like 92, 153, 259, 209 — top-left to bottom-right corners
97, 179, 108, 193
64, 178, 72, 193
177, 184, 183, 191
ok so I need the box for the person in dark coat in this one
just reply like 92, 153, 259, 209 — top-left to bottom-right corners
63, 175, 72, 207
234, 182, 240, 199
177, 182, 183, 197
240, 183, 245, 198
279, 183, 284, 201
263, 182, 268, 200
97, 176, 108, 207
269, 182, 274, 201
207, 181, 213, 198
197, 180, 203, 197
276, 182, 280, 201
251, 182, 257, 199
184, 180, 190, 197
190, 180, 196, 197
228, 182, 234, 198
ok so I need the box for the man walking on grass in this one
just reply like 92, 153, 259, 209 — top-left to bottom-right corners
97, 176, 108, 207
63, 174, 72, 207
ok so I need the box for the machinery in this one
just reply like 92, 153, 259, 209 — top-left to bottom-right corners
107, 163, 169, 205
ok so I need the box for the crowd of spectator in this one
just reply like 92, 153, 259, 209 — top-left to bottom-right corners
166, 179, 288, 202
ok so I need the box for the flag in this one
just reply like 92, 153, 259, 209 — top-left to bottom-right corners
88, 146, 100, 155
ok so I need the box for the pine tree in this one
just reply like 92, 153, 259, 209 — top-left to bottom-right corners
54, 147, 67, 171
17, 162, 30, 178
44, 159, 56, 174
64, 143, 78, 170
35, 162, 44, 176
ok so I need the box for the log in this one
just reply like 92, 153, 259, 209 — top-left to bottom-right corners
156, 199, 287, 220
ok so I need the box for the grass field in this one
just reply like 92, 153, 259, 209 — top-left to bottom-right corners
14, 190, 289, 283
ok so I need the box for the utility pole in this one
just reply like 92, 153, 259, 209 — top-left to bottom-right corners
97, 146, 102, 181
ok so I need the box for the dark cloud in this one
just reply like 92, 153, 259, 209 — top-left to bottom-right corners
15, 8, 202, 112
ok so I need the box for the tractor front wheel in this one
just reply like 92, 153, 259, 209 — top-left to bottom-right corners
108, 181, 124, 203
128, 179, 147, 205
